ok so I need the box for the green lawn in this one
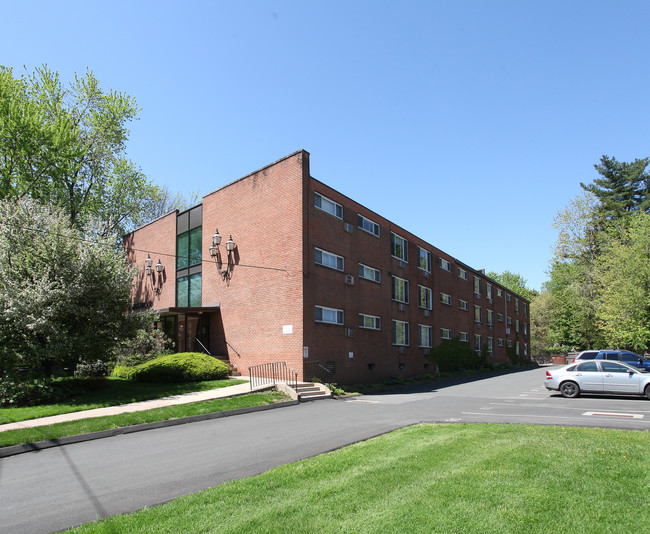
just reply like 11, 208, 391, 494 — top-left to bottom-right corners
66, 423, 650, 533
0, 390, 289, 447
0, 377, 247, 423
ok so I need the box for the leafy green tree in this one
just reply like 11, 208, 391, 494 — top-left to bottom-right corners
594, 213, 650, 351
0, 199, 144, 376
0, 65, 167, 238
529, 289, 555, 355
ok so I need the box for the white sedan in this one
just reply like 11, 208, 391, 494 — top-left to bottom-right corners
545, 360, 650, 399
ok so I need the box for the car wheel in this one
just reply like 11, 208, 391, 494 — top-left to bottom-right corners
645, 384, 650, 400
560, 381, 580, 398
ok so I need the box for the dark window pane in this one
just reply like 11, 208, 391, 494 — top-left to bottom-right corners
189, 273, 202, 307
176, 276, 189, 307
189, 227, 202, 267
177, 233, 189, 270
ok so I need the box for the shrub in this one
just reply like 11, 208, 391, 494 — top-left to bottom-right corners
74, 359, 109, 378
112, 353, 230, 383
0, 377, 63, 407
113, 326, 173, 367
427, 337, 481, 373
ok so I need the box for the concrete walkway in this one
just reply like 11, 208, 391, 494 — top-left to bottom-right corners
0, 378, 258, 433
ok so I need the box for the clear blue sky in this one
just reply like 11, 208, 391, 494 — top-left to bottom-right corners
3, 1, 649, 291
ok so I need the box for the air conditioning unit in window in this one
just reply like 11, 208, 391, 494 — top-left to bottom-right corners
488, 298, 493, 304
506, 328, 511, 335
344, 274, 355, 285
424, 310, 430, 317
398, 260, 405, 269
489, 325, 493, 331
398, 346, 406, 354
344, 327, 355, 337
398, 303, 406, 311
344, 222, 354, 233
423, 271, 429, 277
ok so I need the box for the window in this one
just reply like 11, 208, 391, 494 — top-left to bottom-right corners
487, 337, 494, 353
524, 323, 528, 336
497, 288, 503, 297
459, 331, 469, 342
497, 313, 504, 322
314, 192, 342, 218
524, 343, 528, 356
507, 339, 513, 348
315, 248, 344, 271
315, 305, 344, 325
441, 328, 452, 340
419, 325, 432, 347
474, 305, 482, 324
459, 299, 469, 311
498, 338, 504, 347
176, 227, 202, 270
358, 214, 380, 237
515, 320, 520, 333
392, 276, 409, 304
392, 320, 409, 346
358, 263, 381, 283
440, 292, 452, 306
391, 232, 408, 262
507, 316, 512, 325
419, 285, 432, 310
486, 283, 493, 300
515, 298, 520, 313
439, 258, 451, 271
524, 303, 528, 317
176, 272, 202, 307
486, 309, 494, 326
507, 293, 512, 302
418, 247, 431, 272
516, 343, 520, 356
359, 314, 381, 330
458, 268, 468, 280
577, 361, 598, 372
473, 276, 481, 296
474, 334, 482, 352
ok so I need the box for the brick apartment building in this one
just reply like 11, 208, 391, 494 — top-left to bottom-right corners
125, 150, 530, 384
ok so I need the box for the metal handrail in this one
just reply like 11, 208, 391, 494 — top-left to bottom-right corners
195, 338, 211, 355
304, 360, 335, 384
248, 361, 298, 390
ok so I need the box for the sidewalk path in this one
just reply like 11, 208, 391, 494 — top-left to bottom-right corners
0, 378, 256, 433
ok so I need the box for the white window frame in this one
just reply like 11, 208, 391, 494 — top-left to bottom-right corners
497, 313, 504, 322
473, 276, 481, 296
487, 337, 494, 354
315, 247, 344, 271
439, 258, 451, 272
458, 268, 468, 280
475, 334, 482, 352
459, 331, 469, 342
359, 313, 381, 330
486, 309, 494, 326
314, 192, 342, 219
474, 305, 482, 324
459, 299, 469, 311
498, 338, 504, 347
392, 320, 409, 346
358, 263, 381, 283
315, 305, 344, 325
440, 328, 452, 340
357, 214, 380, 237
419, 324, 432, 348
418, 247, 432, 272
391, 232, 408, 262
392, 275, 409, 304
515, 298, 520, 313
486, 283, 493, 300
440, 292, 452, 306
497, 288, 503, 297
419, 285, 432, 310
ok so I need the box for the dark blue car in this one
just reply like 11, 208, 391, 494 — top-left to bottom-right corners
594, 350, 650, 371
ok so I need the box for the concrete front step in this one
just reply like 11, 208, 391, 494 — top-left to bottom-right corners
295, 382, 331, 401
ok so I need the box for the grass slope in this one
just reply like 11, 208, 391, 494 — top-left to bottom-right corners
68, 424, 650, 533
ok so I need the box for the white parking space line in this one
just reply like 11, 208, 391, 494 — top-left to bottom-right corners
345, 399, 380, 404
461, 411, 650, 424
583, 412, 644, 419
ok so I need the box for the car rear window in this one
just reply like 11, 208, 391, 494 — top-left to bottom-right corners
577, 362, 599, 372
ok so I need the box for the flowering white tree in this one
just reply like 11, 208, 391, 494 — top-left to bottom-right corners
0, 199, 140, 376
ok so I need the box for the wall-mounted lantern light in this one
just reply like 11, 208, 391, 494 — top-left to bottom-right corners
208, 228, 237, 282
145, 254, 164, 293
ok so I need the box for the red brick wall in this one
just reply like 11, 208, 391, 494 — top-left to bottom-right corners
201, 151, 308, 376
124, 211, 177, 311
303, 178, 530, 384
